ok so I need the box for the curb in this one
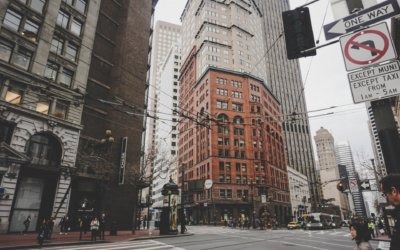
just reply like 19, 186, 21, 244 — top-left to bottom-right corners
0, 233, 194, 249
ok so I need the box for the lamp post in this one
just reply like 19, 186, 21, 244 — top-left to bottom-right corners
180, 164, 186, 234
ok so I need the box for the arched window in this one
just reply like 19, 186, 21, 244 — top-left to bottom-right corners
233, 116, 244, 124
217, 114, 229, 123
26, 133, 62, 167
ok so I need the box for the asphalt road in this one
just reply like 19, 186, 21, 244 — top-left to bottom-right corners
155, 226, 381, 250
41, 226, 387, 250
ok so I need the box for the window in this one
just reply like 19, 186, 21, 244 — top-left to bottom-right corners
219, 189, 225, 198
57, 10, 70, 29
52, 99, 68, 119
75, 0, 87, 14
226, 189, 232, 198
70, 19, 82, 36
12, 48, 32, 70
3, 9, 22, 32
0, 121, 15, 144
50, 36, 64, 55
219, 162, 224, 171
233, 116, 244, 124
44, 62, 59, 80
219, 174, 224, 182
30, 0, 46, 14
60, 68, 73, 87
26, 134, 62, 167
23, 19, 39, 36
216, 100, 228, 109
232, 103, 243, 112
36, 101, 50, 114
0, 40, 13, 62
5, 84, 24, 105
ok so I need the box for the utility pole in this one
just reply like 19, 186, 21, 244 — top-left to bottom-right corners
180, 164, 186, 234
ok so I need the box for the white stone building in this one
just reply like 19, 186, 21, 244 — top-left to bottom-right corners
288, 167, 311, 221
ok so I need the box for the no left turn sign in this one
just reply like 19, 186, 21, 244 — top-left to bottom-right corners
340, 22, 397, 71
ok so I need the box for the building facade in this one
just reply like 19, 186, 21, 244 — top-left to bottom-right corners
75, 0, 157, 230
314, 127, 351, 219
335, 142, 367, 217
0, 0, 100, 233
151, 43, 181, 209
288, 167, 311, 221
254, 0, 322, 210
179, 0, 290, 227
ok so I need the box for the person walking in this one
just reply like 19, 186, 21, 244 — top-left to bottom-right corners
90, 216, 100, 241
350, 222, 373, 250
22, 215, 31, 234
380, 174, 400, 250
46, 217, 54, 239
37, 219, 46, 248
99, 213, 106, 240
367, 220, 375, 238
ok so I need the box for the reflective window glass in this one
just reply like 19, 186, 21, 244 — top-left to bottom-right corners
3, 9, 22, 32
75, 0, 86, 14
0, 40, 13, 62
53, 100, 68, 119
30, 0, 46, 14
50, 36, 64, 54
70, 19, 82, 36
60, 68, 73, 87
44, 62, 59, 80
23, 19, 39, 35
56, 10, 69, 29
65, 43, 78, 61
36, 101, 49, 114
13, 48, 32, 70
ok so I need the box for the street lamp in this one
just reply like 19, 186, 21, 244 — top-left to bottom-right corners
248, 181, 256, 229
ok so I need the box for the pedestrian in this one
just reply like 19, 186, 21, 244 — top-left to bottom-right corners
79, 217, 86, 240
90, 216, 99, 241
367, 220, 375, 238
143, 215, 147, 229
46, 217, 54, 239
22, 215, 31, 234
380, 174, 400, 250
99, 213, 106, 240
37, 219, 46, 248
350, 222, 373, 250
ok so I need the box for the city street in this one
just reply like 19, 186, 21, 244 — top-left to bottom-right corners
38, 226, 383, 250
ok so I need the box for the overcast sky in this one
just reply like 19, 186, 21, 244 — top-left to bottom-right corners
154, 0, 375, 164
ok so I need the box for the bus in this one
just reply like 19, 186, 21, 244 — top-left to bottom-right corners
303, 213, 332, 230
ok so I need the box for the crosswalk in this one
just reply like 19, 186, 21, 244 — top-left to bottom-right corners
36, 240, 185, 250
189, 226, 353, 238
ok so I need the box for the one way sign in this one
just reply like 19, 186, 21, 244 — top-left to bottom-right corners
324, 0, 400, 40
360, 180, 371, 191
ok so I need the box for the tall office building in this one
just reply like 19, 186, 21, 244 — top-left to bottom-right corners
151, 43, 181, 210
254, 0, 322, 210
145, 21, 181, 172
179, 0, 290, 226
314, 127, 351, 219
335, 142, 367, 217
0, 0, 99, 233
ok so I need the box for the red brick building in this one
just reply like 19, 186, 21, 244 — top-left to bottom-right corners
178, 49, 290, 226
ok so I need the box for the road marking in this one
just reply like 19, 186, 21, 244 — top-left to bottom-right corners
43, 240, 181, 250
268, 240, 329, 250
295, 238, 352, 247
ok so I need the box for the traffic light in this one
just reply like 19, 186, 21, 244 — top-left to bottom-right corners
282, 7, 316, 59
336, 180, 346, 193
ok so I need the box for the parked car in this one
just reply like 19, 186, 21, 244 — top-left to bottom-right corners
287, 221, 301, 230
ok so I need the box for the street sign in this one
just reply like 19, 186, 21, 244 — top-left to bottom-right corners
204, 179, 213, 189
324, 0, 400, 40
340, 22, 397, 71
348, 60, 400, 103
360, 180, 371, 191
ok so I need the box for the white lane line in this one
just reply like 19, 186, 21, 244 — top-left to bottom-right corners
295, 238, 352, 247
45, 240, 162, 250
268, 240, 329, 250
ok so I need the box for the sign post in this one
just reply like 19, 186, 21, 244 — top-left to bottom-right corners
324, 0, 400, 40
340, 22, 397, 71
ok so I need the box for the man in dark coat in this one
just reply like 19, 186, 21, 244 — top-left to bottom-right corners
380, 174, 400, 250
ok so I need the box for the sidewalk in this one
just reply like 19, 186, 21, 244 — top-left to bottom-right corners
0, 229, 165, 249
371, 234, 391, 242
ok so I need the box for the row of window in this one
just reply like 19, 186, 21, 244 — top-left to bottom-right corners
2, 82, 69, 119
216, 77, 242, 88
0, 39, 32, 70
